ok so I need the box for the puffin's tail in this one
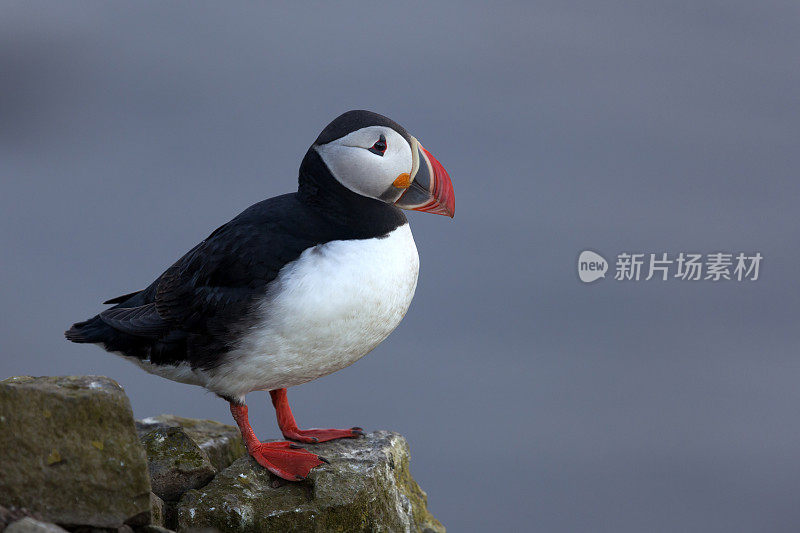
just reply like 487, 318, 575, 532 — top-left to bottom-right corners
66, 289, 144, 344
65, 315, 110, 344
66, 312, 157, 362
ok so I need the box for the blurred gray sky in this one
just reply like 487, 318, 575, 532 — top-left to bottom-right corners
2, 2, 799, 531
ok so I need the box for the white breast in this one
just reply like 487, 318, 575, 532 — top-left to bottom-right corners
207, 223, 419, 400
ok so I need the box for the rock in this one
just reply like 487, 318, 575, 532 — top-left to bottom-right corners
0, 506, 44, 531
0, 378, 440, 532
136, 527, 176, 533
0, 376, 151, 529
149, 493, 165, 528
176, 431, 444, 533
135, 415, 245, 472
4, 518, 67, 533
140, 428, 216, 502
69, 527, 134, 533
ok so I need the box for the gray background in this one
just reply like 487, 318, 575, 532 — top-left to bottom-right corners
1, 2, 799, 531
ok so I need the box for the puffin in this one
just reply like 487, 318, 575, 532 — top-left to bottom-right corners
65, 110, 455, 481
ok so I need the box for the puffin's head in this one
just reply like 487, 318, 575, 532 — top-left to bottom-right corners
312, 110, 455, 217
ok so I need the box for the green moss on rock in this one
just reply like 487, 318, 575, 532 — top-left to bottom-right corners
149, 492, 165, 528
176, 431, 444, 533
0, 376, 151, 529
136, 415, 246, 472
140, 427, 216, 502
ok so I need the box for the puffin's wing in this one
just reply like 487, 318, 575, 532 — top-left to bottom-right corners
99, 303, 168, 338
103, 289, 143, 305
151, 198, 317, 332
67, 194, 320, 347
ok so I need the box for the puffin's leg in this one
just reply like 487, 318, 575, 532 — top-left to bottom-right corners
229, 401, 327, 480
269, 388, 364, 443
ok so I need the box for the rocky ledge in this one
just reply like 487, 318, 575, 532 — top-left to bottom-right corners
0, 376, 444, 533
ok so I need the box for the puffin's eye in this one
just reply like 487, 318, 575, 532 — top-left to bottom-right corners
368, 135, 387, 156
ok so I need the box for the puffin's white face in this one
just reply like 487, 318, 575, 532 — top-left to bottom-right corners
315, 126, 413, 202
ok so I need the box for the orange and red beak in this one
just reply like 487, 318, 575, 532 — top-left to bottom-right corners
394, 137, 455, 218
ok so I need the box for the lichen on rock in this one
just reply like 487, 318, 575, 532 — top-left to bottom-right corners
140, 427, 217, 502
0, 376, 151, 529
176, 431, 444, 533
148, 492, 165, 528
136, 415, 246, 472
0, 376, 442, 532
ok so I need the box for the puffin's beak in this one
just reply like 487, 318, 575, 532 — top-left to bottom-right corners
394, 137, 455, 217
